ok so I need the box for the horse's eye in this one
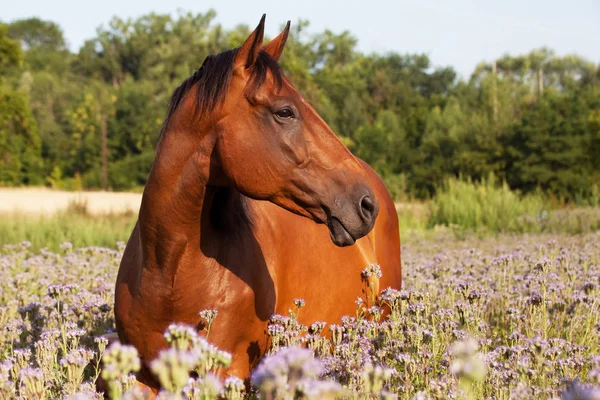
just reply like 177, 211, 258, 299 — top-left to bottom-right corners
275, 107, 294, 119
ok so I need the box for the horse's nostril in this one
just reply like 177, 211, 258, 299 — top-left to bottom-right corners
360, 195, 375, 219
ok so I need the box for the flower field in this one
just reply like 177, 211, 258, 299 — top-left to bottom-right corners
1, 232, 599, 399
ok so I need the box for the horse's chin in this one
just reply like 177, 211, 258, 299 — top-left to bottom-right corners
327, 217, 357, 247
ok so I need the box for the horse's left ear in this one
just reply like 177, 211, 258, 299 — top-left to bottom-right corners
263, 21, 291, 61
235, 14, 266, 71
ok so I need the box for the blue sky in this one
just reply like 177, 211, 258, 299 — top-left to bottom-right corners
3, 0, 599, 78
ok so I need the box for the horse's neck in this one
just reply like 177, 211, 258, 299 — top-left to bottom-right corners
137, 132, 249, 272
137, 130, 211, 268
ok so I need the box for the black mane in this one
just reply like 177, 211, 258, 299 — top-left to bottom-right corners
160, 49, 283, 136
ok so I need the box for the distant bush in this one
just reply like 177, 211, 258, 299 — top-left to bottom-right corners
108, 151, 155, 191
428, 174, 547, 233
83, 151, 154, 191
383, 173, 410, 202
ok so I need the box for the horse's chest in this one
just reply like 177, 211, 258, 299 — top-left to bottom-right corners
159, 244, 272, 318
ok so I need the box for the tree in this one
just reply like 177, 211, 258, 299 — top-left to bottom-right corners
0, 24, 22, 72
356, 109, 405, 175
0, 13, 597, 202
8, 18, 69, 74
505, 91, 594, 199
0, 23, 42, 185
0, 84, 42, 185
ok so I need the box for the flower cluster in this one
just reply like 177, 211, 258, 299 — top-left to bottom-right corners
252, 346, 342, 399
0, 231, 599, 398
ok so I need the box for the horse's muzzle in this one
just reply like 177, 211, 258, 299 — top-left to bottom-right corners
325, 188, 379, 247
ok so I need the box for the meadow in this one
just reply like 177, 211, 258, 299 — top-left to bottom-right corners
1, 180, 600, 399
2, 177, 600, 253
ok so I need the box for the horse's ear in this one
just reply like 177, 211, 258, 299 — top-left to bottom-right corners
263, 21, 291, 62
235, 14, 266, 71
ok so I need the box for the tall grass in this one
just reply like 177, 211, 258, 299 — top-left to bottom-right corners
0, 205, 137, 252
428, 174, 547, 233
396, 202, 429, 238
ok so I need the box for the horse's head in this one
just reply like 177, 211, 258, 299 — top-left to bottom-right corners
189, 16, 379, 246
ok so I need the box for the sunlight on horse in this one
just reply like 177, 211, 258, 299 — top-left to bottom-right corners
109, 15, 401, 394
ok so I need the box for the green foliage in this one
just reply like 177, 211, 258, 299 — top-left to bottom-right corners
428, 174, 547, 233
0, 23, 22, 72
7, 18, 69, 74
382, 173, 410, 202
0, 82, 42, 185
504, 88, 599, 203
86, 150, 154, 190
0, 23, 44, 185
0, 11, 598, 202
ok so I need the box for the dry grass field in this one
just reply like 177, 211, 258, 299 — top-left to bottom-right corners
0, 188, 142, 215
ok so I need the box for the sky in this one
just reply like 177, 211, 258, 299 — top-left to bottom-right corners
3, 0, 599, 78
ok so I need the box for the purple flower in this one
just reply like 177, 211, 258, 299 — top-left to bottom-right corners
252, 347, 324, 397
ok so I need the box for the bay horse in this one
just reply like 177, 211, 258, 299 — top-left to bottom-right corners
113, 15, 401, 391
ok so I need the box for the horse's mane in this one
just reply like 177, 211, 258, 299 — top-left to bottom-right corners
156, 48, 283, 231
159, 48, 284, 138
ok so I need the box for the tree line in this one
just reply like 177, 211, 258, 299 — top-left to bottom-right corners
1, 11, 599, 202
